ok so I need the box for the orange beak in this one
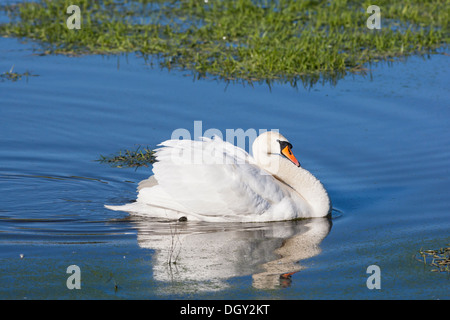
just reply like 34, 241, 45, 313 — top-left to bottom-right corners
281, 145, 300, 167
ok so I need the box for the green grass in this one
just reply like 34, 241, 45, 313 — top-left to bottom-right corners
1, 0, 448, 87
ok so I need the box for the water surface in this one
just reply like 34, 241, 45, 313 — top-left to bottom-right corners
0, 36, 449, 299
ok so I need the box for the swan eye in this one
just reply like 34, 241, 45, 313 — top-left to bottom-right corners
278, 140, 293, 152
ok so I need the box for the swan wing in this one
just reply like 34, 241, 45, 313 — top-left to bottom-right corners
138, 137, 288, 220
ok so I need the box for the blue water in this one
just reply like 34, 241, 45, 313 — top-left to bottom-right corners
0, 35, 449, 299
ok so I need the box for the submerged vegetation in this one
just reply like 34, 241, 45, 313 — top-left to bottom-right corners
0, 0, 448, 86
416, 247, 450, 273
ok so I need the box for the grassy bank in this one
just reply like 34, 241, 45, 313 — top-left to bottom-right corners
1, 0, 448, 86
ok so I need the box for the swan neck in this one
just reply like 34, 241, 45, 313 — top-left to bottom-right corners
272, 159, 331, 217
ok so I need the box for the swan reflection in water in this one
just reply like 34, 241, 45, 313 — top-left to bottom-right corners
130, 216, 331, 291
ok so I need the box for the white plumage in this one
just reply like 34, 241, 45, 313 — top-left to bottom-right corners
106, 131, 331, 222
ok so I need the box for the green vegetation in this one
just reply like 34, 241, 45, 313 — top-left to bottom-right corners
97, 146, 155, 168
416, 247, 450, 273
1, 65, 38, 82
1, 0, 448, 87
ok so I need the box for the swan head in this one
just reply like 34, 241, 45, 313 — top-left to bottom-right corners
252, 131, 331, 217
252, 131, 301, 175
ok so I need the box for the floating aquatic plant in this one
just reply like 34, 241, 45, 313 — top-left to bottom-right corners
0, 0, 448, 87
0, 65, 38, 82
97, 146, 155, 168
416, 246, 450, 273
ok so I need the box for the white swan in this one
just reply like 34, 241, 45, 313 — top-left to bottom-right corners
106, 131, 331, 222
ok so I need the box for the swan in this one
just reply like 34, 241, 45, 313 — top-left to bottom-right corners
105, 131, 331, 222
